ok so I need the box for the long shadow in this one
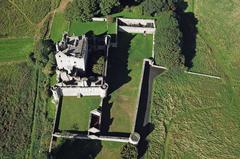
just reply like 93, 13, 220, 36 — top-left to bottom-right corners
106, 32, 134, 94
100, 96, 114, 134
177, 1, 198, 69
100, 33, 135, 133
54, 96, 63, 132
134, 61, 166, 158
51, 139, 102, 159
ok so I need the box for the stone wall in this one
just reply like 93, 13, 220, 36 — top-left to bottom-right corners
118, 26, 156, 34
117, 18, 156, 34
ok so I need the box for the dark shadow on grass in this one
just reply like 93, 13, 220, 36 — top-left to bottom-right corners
176, 1, 198, 69
100, 96, 114, 134
54, 96, 63, 132
106, 33, 135, 94
51, 139, 102, 159
134, 60, 166, 158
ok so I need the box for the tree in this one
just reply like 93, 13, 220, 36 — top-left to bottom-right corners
142, 0, 175, 16
65, 0, 99, 22
92, 56, 105, 75
120, 143, 138, 159
154, 11, 184, 67
100, 0, 120, 16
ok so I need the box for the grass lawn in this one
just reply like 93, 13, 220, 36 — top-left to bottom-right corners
59, 96, 101, 131
148, 71, 240, 158
0, 38, 34, 62
106, 33, 153, 133
96, 142, 124, 159
69, 20, 116, 35
50, 11, 69, 41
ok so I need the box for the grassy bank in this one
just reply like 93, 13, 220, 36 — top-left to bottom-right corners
0, 62, 36, 158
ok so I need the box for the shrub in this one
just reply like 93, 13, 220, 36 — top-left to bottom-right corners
120, 143, 138, 159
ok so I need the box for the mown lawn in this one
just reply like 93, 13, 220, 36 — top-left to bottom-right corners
106, 33, 153, 133
96, 142, 124, 159
0, 38, 34, 62
0, 62, 36, 158
69, 20, 108, 35
50, 11, 69, 41
59, 96, 101, 131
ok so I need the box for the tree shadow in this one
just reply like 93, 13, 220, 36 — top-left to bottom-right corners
51, 139, 102, 159
177, 1, 198, 69
106, 32, 134, 94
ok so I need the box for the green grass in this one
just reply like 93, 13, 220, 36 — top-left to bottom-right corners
185, 0, 240, 80
148, 71, 240, 158
50, 11, 70, 41
0, 1, 35, 37
111, 6, 152, 19
0, 62, 36, 158
96, 142, 124, 159
59, 96, 101, 131
0, 38, 34, 62
69, 20, 109, 35
107, 33, 153, 133
141, 1, 240, 158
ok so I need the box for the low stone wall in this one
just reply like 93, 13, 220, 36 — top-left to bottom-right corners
60, 85, 108, 98
92, 17, 107, 22
118, 26, 156, 34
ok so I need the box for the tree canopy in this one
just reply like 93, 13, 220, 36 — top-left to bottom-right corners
154, 11, 184, 67
100, 0, 120, 16
65, 0, 99, 22
142, 0, 175, 16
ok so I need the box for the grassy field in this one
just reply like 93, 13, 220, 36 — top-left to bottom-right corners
106, 33, 152, 133
0, 38, 34, 62
0, 0, 35, 37
148, 0, 240, 158
59, 96, 101, 131
96, 142, 124, 159
185, 0, 240, 80
0, 62, 36, 158
148, 71, 240, 158
50, 11, 70, 41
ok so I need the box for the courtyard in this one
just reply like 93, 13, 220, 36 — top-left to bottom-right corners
58, 96, 101, 132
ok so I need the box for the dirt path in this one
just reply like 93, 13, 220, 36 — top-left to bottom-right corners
58, 0, 73, 12
35, 0, 72, 39
8, 0, 34, 25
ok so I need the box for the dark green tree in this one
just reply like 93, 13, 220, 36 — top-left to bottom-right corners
65, 0, 99, 22
100, 0, 120, 15
142, 0, 175, 16
36, 39, 55, 66
92, 56, 105, 75
120, 143, 138, 159
154, 11, 184, 67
